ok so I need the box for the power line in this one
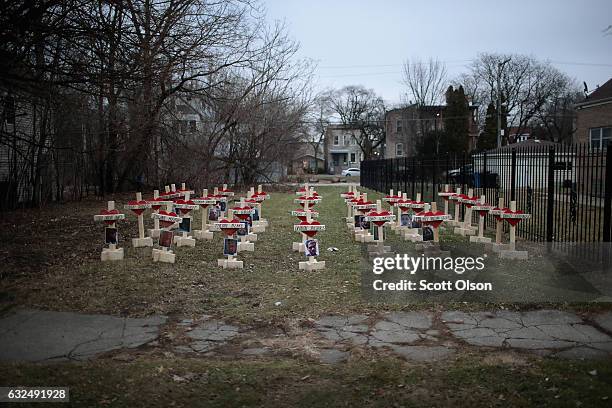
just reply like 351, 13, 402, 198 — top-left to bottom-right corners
318, 60, 472, 69
317, 59, 612, 75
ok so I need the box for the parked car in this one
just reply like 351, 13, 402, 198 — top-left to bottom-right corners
341, 168, 360, 177
446, 164, 472, 183
446, 164, 498, 188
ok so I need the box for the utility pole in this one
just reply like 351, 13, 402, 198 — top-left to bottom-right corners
496, 58, 511, 148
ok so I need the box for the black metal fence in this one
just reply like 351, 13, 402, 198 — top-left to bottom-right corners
361, 143, 612, 243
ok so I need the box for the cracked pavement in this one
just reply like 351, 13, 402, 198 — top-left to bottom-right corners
1, 309, 612, 363
314, 312, 456, 362
441, 310, 612, 359
0, 309, 166, 362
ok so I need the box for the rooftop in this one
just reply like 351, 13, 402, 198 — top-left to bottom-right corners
576, 78, 612, 108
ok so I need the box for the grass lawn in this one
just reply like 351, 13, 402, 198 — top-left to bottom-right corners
1, 185, 370, 321
1, 355, 611, 407
1, 185, 611, 407
2, 184, 609, 321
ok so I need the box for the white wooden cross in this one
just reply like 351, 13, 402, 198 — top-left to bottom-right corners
93, 200, 126, 261
464, 188, 474, 229
152, 190, 160, 233
495, 197, 504, 244
453, 187, 462, 225
124, 192, 153, 248
509, 201, 517, 244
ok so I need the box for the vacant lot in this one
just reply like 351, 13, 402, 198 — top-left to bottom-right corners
1, 185, 611, 407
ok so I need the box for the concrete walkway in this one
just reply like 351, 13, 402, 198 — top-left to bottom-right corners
0, 309, 166, 362
1, 309, 611, 363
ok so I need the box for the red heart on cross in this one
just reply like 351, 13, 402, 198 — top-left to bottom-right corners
219, 218, 241, 236
299, 196, 317, 208
397, 200, 412, 211
424, 211, 447, 228
356, 200, 374, 214
299, 220, 321, 237
465, 196, 479, 208
232, 206, 252, 220
128, 200, 148, 216
174, 199, 195, 215
492, 207, 505, 221
294, 209, 307, 222
158, 210, 179, 228
100, 209, 120, 225
503, 209, 525, 226
412, 202, 425, 214
149, 198, 163, 211
368, 210, 392, 227
196, 196, 212, 209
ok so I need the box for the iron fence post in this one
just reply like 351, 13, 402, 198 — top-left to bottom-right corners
546, 146, 555, 242
603, 147, 612, 242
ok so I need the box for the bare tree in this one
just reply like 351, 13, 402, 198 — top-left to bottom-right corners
461, 53, 577, 144
328, 85, 385, 160
401, 58, 448, 106
305, 90, 334, 169
0, 0, 315, 208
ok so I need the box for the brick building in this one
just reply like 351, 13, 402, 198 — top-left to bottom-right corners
575, 78, 612, 148
384, 104, 479, 158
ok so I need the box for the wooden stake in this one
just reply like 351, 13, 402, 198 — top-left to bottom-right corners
395, 190, 403, 229
477, 195, 485, 238
136, 192, 145, 239
108, 201, 116, 251
443, 184, 449, 215
464, 188, 474, 228
509, 200, 516, 244
153, 190, 160, 231
431, 202, 440, 242
376, 199, 384, 250
306, 210, 314, 263
201, 189, 209, 231
495, 197, 504, 244
454, 187, 462, 224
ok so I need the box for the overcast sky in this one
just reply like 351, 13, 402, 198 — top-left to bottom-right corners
263, 0, 612, 106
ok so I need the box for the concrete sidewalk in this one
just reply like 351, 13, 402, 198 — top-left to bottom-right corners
1, 308, 611, 363
0, 309, 166, 362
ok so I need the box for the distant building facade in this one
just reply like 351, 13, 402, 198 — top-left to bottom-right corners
289, 142, 325, 175
508, 127, 532, 143
575, 78, 612, 149
384, 104, 479, 158
324, 125, 365, 174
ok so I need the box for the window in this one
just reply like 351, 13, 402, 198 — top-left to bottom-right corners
396, 120, 402, 132
590, 127, 611, 149
333, 135, 339, 145
396, 143, 404, 157
350, 153, 356, 163
189, 120, 197, 133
